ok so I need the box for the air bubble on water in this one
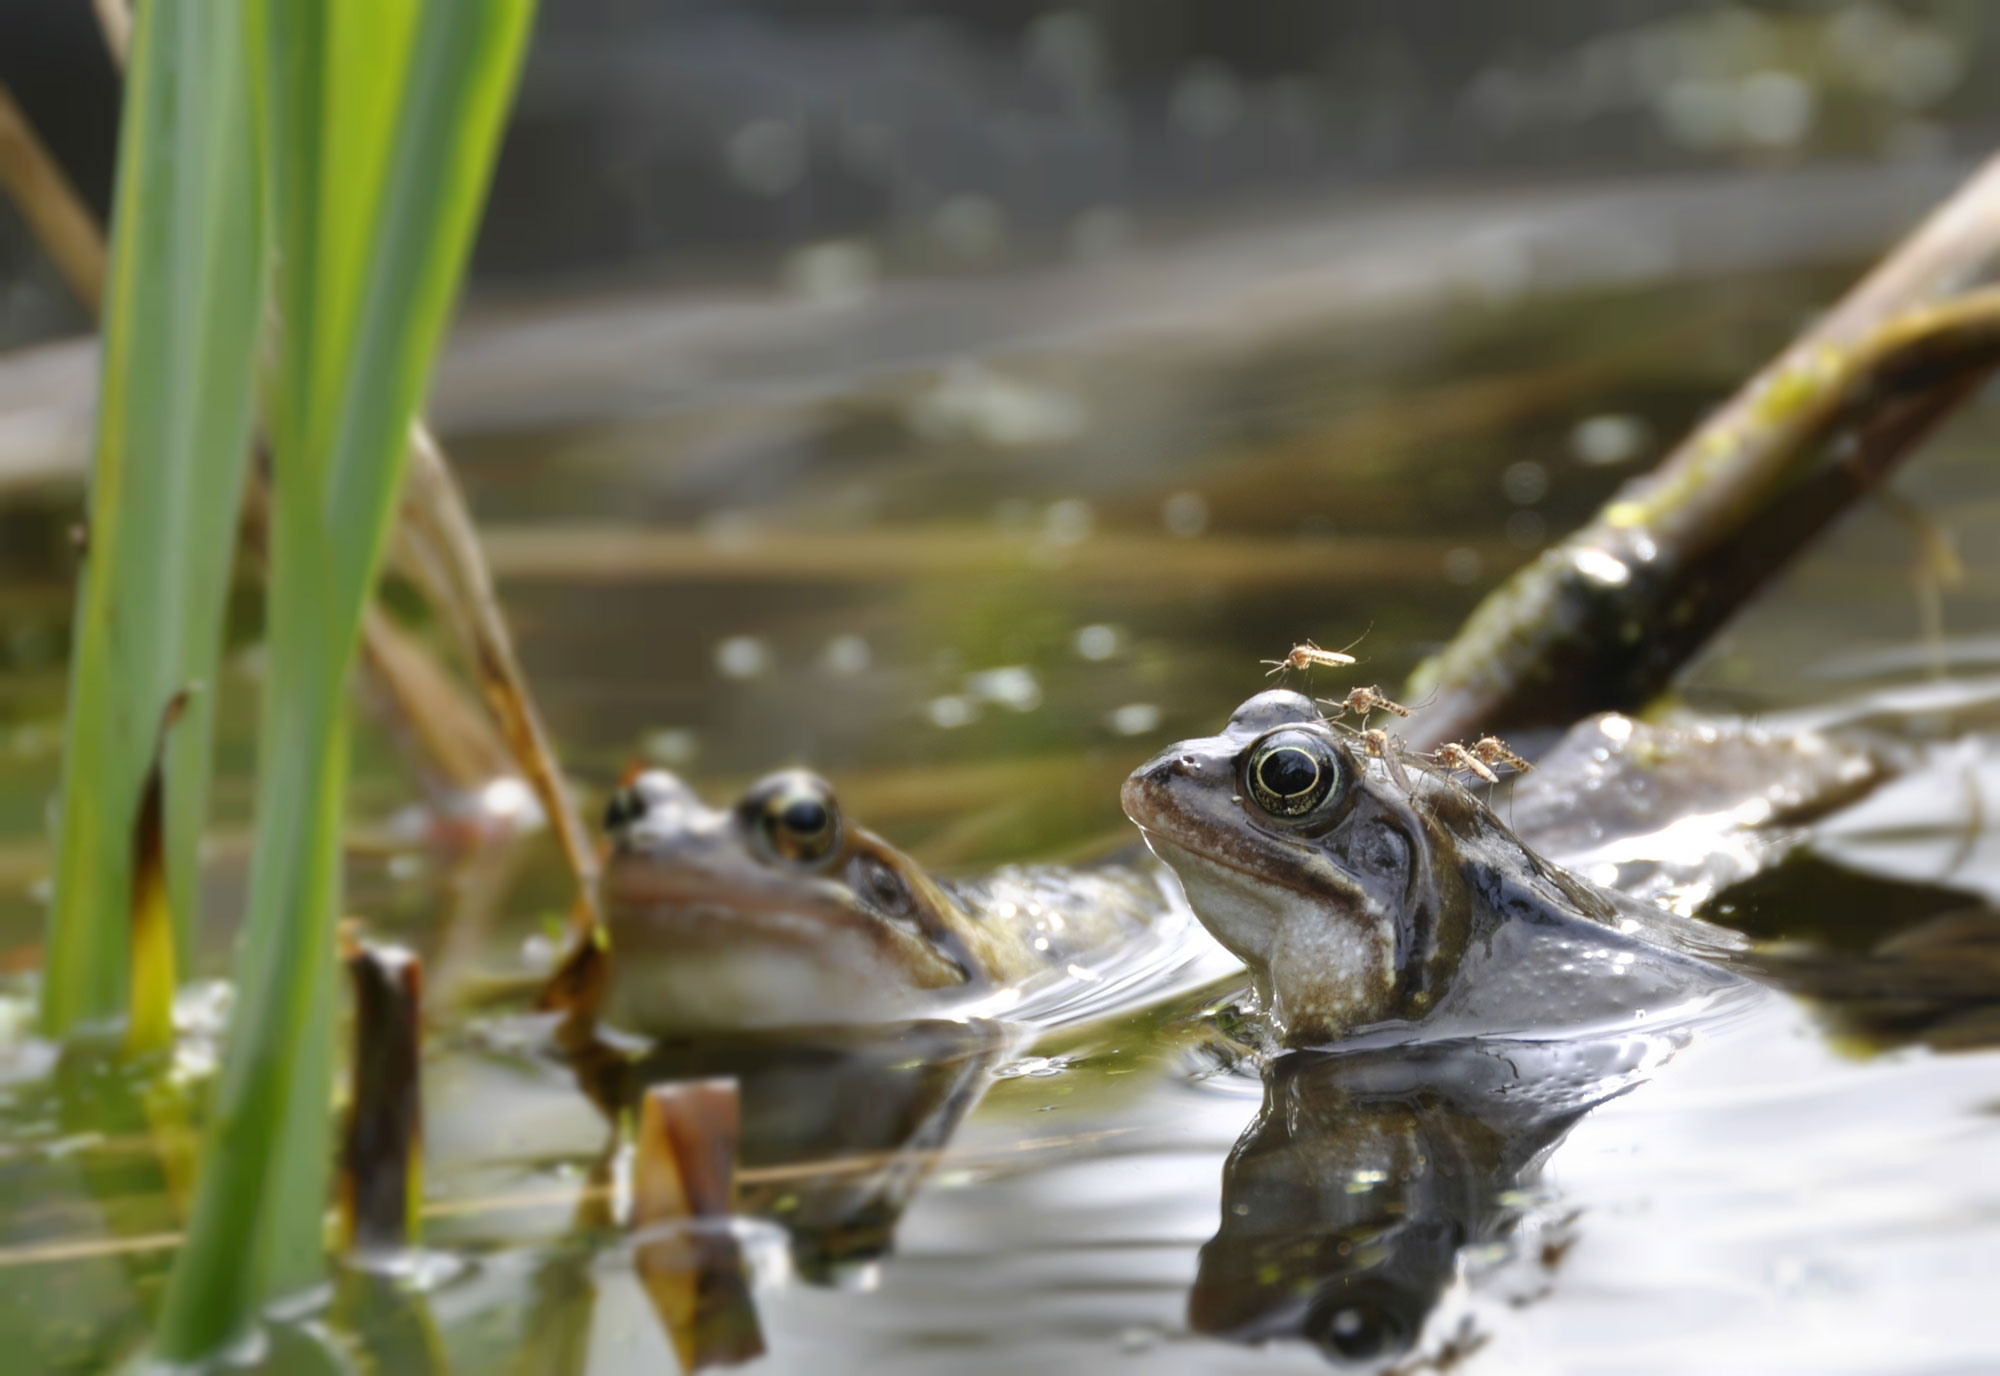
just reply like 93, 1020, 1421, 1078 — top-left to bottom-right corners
725, 119, 806, 196
967, 666, 1042, 712
928, 695, 977, 729
1502, 461, 1548, 505
1074, 623, 1119, 660
716, 635, 771, 679
643, 727, 700, 767
1109, 703, 1161, 736
1738, 71, 1814, 148
1162, 490, 1210, 537
932, 194, 1007, 264
1118, 1325, 1160, 1354
821, 634, 872, 676
782, 239, 878, 307
1170, 61, 1243, 141
479, 776, 540, 826
1443, 547, 1484, 585
1043, 498, 1095, 547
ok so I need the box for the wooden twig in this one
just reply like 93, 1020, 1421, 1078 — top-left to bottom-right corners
393, 428, 601, 934
90, 0, 132, 69
0, 83, 105, 312
1404, 152, 2000, 750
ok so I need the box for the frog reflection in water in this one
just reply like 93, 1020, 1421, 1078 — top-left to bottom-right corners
597, 767, 1184, 1035
1122, 690, 1763, 1046
1193, 1033, 1666, 1364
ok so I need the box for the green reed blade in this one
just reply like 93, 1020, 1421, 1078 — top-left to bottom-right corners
41, 0, 264, 1038
151, 0, 534, 1360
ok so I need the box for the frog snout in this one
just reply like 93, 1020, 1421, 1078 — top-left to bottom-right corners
1122, 747, 1210, 826
603, 768, 705, 843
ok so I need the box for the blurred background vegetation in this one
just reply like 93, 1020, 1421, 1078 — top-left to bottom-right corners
3, 4, 2000, 1369
5, 2, 2000, 341
2, 3, 1998, 874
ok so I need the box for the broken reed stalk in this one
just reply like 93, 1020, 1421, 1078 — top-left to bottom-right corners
126, 690, 191, 1055
631, 1078, 764, 1372
1404, 152, 2000, 751
339, 934, 425, 1256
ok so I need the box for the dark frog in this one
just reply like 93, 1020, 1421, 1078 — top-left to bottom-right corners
1122, 690, 1751, 1047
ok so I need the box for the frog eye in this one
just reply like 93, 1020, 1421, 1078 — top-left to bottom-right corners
742, 771, 842, 865
1243, 729, 1344, 819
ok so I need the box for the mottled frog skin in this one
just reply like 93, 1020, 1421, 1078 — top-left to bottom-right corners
1123, 691, 1752, 1047
598, 768, 1179, 1036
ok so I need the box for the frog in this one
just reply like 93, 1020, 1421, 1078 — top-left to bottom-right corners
1121, 689, 1778, 1047
594, 766, 1195, 1037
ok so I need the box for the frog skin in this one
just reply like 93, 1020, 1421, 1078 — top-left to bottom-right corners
597, 767, 1180, 1036
1122, 690, 1756, 1047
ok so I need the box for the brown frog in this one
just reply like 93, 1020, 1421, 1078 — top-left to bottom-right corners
1122, 690, 1754, 1046
595, 767, 1185, 1036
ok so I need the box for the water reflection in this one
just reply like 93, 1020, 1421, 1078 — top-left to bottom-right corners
569, 1019, 1009, 1284
1191, 1033, 1678, 1366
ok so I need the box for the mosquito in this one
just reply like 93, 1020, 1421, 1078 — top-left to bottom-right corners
1319, 685, 1413, 721
1428, 742, 1500, 785
1359, 727, 1414, 791
1472, 736, 1533, 775
1261, 633, 1366, 682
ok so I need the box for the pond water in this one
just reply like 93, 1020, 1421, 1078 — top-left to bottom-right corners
3, 168, 2000, 1373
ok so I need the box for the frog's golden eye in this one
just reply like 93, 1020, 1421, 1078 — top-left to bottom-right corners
1244, 729, 1342, 818
742, 770, 842, 865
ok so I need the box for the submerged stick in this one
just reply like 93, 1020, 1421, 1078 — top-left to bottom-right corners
1405, 153, 2000, 751
339, 934, 425, 1256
